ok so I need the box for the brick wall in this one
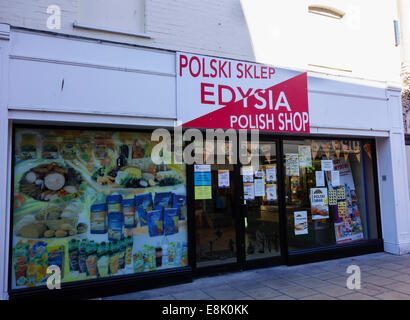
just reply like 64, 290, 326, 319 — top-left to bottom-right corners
0, 0, 402, 82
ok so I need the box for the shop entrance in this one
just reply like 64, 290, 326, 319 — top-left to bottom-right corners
191, 137, 285, 273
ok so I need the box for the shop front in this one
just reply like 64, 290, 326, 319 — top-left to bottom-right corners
1, 29, 408, 300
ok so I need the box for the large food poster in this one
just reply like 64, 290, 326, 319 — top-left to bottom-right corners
327, 158, 364, 243
310, 188, 329, 220
11, 128, 189, 290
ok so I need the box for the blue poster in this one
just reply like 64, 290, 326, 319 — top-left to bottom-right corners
194, 172, 212, 186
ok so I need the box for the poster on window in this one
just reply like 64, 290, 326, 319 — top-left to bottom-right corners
334, 218, 364, 244
243, 183, 255, 200
321, 160, 333, 171
285, 153, 299, 176
266, 184, 277, 201
310, 188, 329, 220
254, 179, 265, 197
315, 170, 325, 187
218, 170, 230, 188
294, 211, 308, 235
241, 166, 254, 183
11, 128, 189, 290
329, 157, 364, 243
298, 146, 312, 167
266, 165, 276, 182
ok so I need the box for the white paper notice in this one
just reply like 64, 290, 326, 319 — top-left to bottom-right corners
286, 153, 300, 176
315, 171, 325, 187
294, 211, 308, 235
298, 146, 312, 167
266, 166, 276, 182
254, 179, 265, 197
321, 160, 333, 171
331, 171, 340, 187
242, 166, 254, 183
266, 184, 277, 201
218, 170, 230, 188
255, 170, 265, 179
194, 164, 211, 172
243, 183, 255, 200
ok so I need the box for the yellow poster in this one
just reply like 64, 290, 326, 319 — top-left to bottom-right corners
195, 186, 212, 199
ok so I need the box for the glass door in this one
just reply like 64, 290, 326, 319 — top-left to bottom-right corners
193, 138, 240, 268
239, 139, 282, 263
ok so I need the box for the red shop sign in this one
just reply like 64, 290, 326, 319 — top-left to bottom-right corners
176, 52, 309, 133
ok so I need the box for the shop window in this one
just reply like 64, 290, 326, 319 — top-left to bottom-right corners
11, 127, 187, 290
75, 0, 147, 37
283, 138, 378, 251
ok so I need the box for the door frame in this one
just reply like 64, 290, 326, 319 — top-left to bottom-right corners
189, 132, 288, 275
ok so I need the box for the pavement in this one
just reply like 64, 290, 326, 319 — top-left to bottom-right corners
103, 252, 410, 300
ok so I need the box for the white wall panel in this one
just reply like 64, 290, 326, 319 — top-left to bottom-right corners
8, 53, 176, 119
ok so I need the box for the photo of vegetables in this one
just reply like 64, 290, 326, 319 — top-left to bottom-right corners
11, 128, 188, 290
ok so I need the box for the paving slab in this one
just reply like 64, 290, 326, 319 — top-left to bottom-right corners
101, 252, 410, 300
202, 285, 247, 300
276, 285, 319, 299
243, 287, 283, 299
314, 284, 353, 298
173, 289, 214, 300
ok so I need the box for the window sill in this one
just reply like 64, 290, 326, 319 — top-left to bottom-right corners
73, 21, 151, 39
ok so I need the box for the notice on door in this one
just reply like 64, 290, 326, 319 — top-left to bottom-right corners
286, 153, 299, 176
266, 184, 277, 201
266, 165, 276, 182
194, 164, 212, 199
294, 211, 308, 235
254, 179, 265, 197
243, 183, 255, 200
218, 170, 230, 188
195, 186, 212, 200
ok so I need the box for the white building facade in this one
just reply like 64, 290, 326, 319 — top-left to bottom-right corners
0, 0, 409, 300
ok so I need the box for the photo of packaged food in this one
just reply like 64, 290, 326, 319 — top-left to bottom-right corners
122, 198, 135, 228
108, 211, 124, 241
147, 210, 164, 237
68, 239, 79, 272
13, 241, 30, 286
96, 242, 109, 278
133, 252, 144, 273
85, 241, 98, 277
164, 208, 179, 236
90, 203, 107, 234
109, 241, 119, 275
134, 193, 153, 226
125, 237, 133, 265
47, 245, 65, 278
